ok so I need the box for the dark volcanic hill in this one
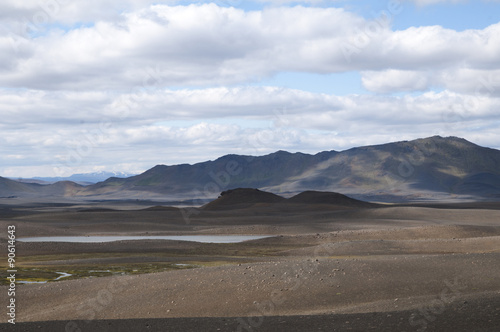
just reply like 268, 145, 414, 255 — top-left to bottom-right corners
202, 188, 373, 211
3, 136, 500, 202
202, 188, 286, 210
288, 191, 377, 208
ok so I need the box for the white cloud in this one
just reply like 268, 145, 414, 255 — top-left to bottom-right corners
2, 4, 373, 89
1, 2, 500, 177
2, 85, 499, 177
0, 0, 180, 24
1, 4, 499, 93
361, 70, 430, 93
361, 67, 500, 96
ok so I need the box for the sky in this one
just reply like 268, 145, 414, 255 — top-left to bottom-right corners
1, 0, 500, 178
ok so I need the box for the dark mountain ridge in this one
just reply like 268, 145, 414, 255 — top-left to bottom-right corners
84, 149, 337, 197
2, 136, 500, 202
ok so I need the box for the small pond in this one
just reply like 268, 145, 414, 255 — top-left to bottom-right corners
18, 235, 272, 243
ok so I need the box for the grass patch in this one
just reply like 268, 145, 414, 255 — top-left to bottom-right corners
15, 242, 307, 264
1, 262, 201, 285
1, 268, 60, 285
5, 239, 313, 284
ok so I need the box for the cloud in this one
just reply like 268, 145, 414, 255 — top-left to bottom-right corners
1, 4, 499, 94
0, 0, 180, 25
2, 85, 498, 129
2, 85, 499, 177
1, 2, 500, 177
361, 70, 430, 93
1, 5, 364, 90
361, 67, 500, 96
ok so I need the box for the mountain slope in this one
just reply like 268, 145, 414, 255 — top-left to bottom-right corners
0, 176, 38, 197
3, 136, 500, 201
82, 150, 337, 198
80, 136, 500, 201
0, 177, 84, 198
262, 136, 500, 200
32, 171, 136, 184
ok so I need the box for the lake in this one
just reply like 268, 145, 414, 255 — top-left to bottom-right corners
17, 235, 272, 243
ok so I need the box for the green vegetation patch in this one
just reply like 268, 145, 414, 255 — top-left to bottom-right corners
1, 263, 200, 285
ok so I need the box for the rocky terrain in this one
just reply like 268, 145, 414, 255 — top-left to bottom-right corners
1, 189, 499, 331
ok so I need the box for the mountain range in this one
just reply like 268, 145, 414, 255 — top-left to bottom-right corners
13, 171, 136, 185
1, 136, 500, 202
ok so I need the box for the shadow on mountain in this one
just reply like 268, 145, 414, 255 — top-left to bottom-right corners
3, 136, 500, 202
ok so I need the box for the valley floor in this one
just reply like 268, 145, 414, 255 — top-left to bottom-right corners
1, 200, 500, 331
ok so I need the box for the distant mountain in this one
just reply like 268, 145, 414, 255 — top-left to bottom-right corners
29, 171, 136, 185
0, 177, 83, 198
12, 178, 52, 185
2, 136, 500, 202
0, 177, 37, 198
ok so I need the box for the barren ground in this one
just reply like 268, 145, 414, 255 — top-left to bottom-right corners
1, 199, 500, 331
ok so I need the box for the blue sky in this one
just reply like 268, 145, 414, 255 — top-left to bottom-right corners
394, 1, 500, 31
1, 0, 500, 177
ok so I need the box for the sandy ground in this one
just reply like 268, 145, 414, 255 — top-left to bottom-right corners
1, 200, 500, 331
